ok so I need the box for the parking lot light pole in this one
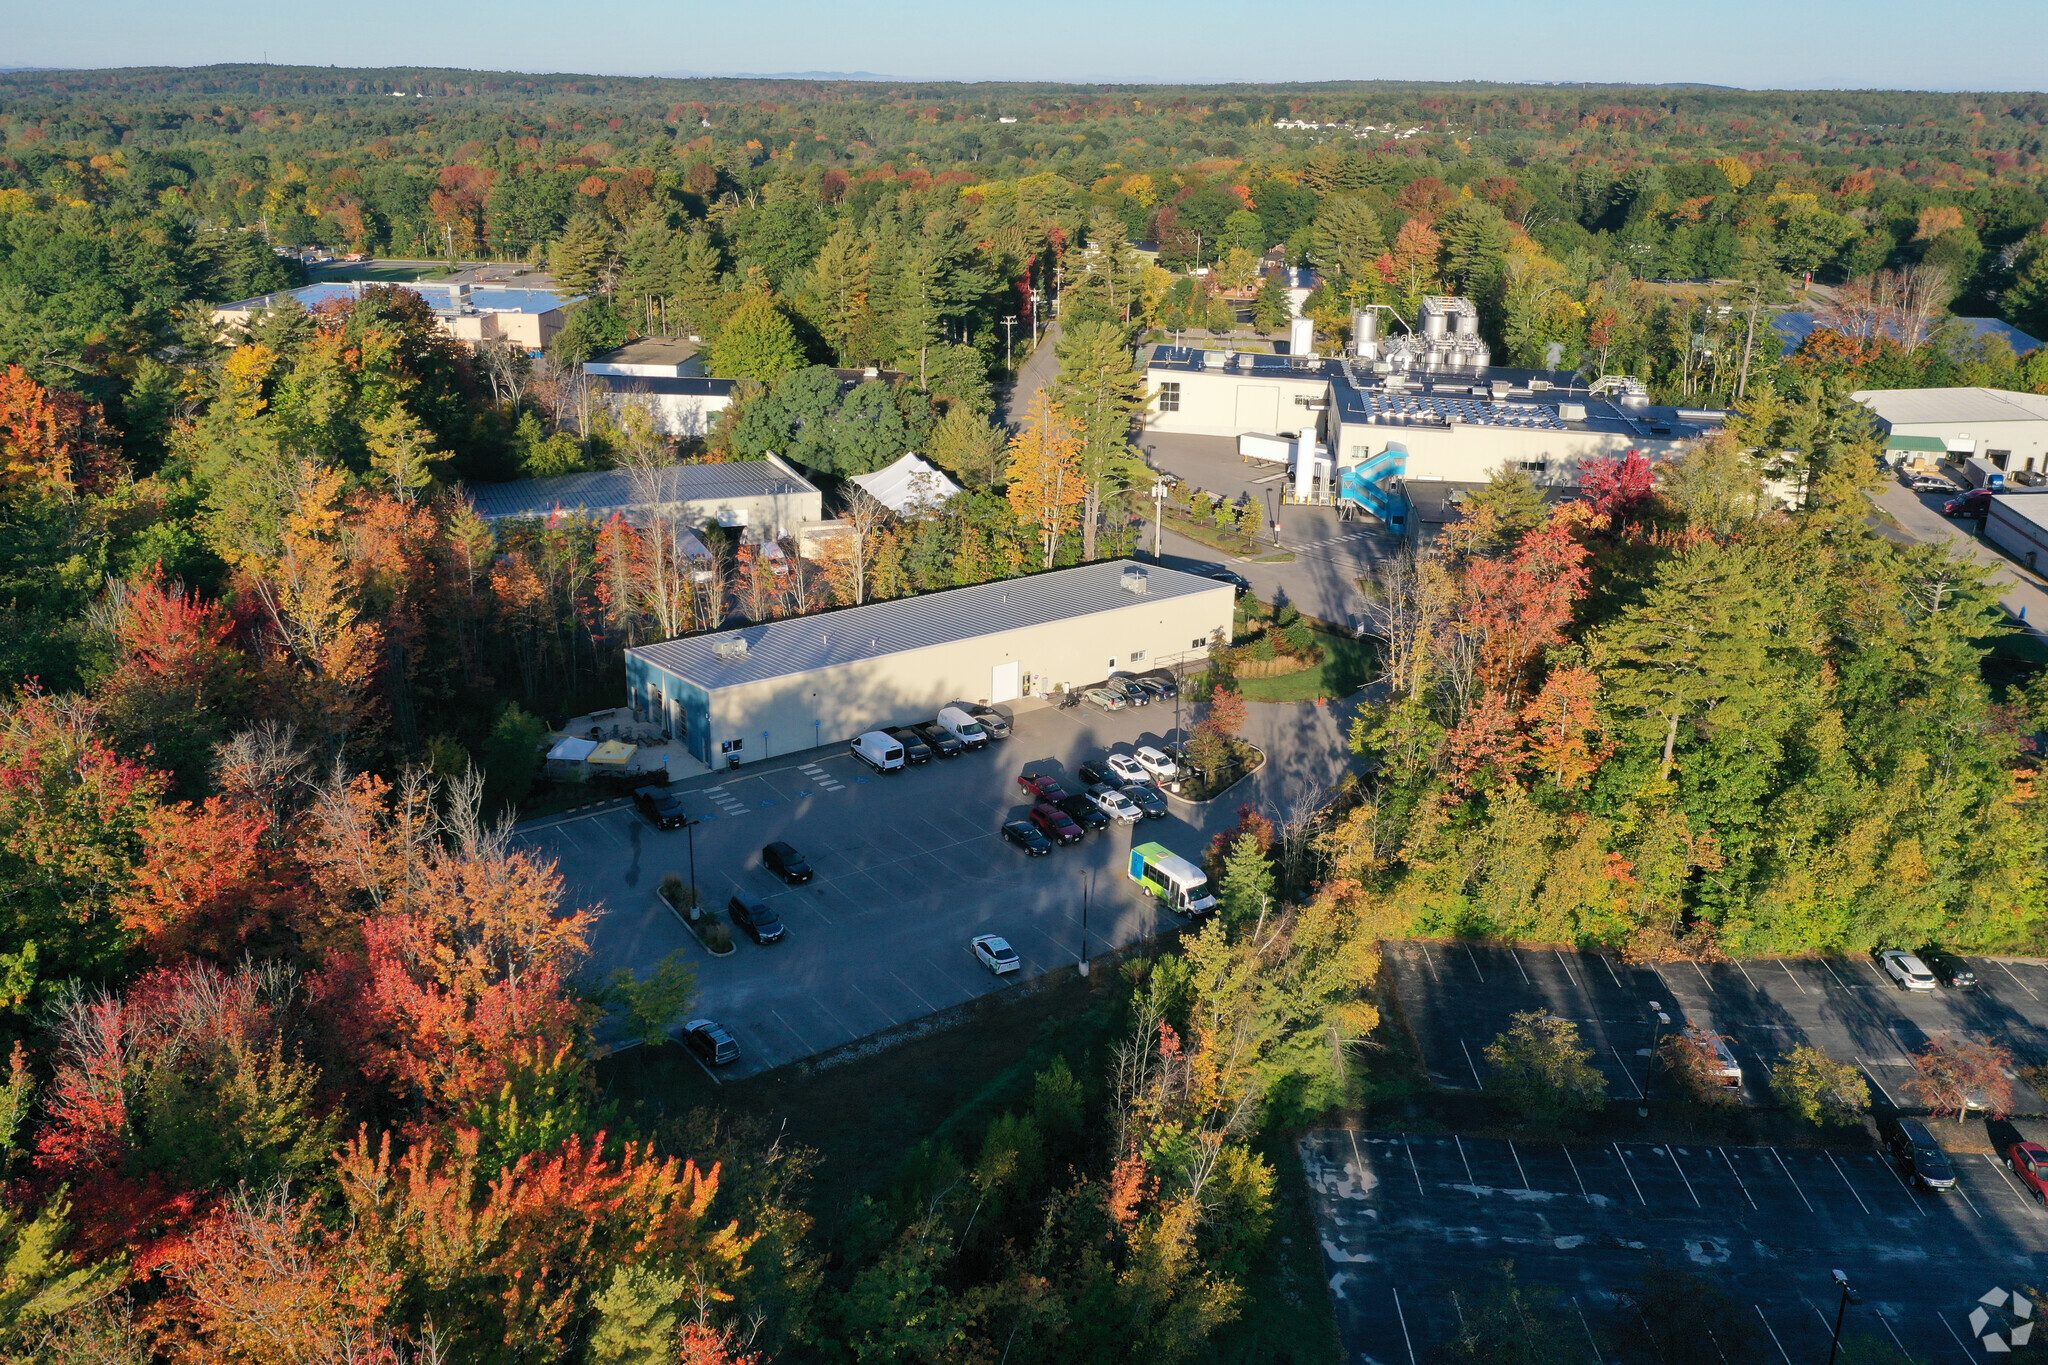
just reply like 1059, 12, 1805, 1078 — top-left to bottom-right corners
1078, 872, 1092, 977
682, 816, 701, 917
1825, 1269, 1861, 1365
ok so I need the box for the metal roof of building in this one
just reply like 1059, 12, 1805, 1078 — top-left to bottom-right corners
629, 560, 1229, 691
220, 280, 578, 315
592, 374, 737, 398
465, 460, 816, 522
1987, 492, 2048, 533
1852, 387, 2048, 427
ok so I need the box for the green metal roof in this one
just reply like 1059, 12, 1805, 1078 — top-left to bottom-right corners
1886, 434, 1949, 452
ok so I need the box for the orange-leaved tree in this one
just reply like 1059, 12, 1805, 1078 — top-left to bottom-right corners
1004, 393, 1084, 569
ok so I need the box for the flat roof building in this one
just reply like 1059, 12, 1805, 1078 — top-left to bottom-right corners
213, 280, 582, 352
465, 455, 821, 541
625, 560, 1231, 766
585, 337, 706, 378
1985, 492, 2048, 575
1853, 387, 2048, 479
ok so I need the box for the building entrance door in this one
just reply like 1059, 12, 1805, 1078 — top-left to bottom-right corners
990, 660, 1022, 703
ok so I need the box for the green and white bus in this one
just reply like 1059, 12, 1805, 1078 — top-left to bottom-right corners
1128, 842, 1217, 916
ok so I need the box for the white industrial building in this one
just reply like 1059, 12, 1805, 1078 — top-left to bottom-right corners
465, 456, 822, 542
1985, 494, 2048, 574
1145, 295, 1727, 533
624, 561, 1231, 767
1852, 387, 2048, 481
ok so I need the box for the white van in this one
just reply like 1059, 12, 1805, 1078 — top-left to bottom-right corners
935, 705, 989, 750
850, 731, 905, 772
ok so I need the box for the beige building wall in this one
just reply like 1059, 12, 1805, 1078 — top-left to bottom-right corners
697, 586, 1232, 762
1333, 421, 1696, 485
1144, 369, 1328, 437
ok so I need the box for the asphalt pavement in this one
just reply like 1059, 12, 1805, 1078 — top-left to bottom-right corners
1869, 477, 2048, 632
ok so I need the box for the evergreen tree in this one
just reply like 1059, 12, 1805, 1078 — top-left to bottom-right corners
1049, 320, 1146, 559
801, 224, 875, 365
548, 215, 621, 298
1305, 197, 1386, 296
1254, 271, 1292, 332
1062, 213, 1146, 327
711, 295, 806, 385
1217, 832, 1276, 926
670, 228, 728, 337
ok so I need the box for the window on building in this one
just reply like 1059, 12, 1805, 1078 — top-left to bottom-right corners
1130, 649, 1147, 662
1192, 638, 1206, 649
1519, 459, 1548, 473
1157, 382, 1181, 413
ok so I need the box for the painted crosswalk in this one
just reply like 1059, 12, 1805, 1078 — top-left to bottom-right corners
701, 784, 748, 817
799, 762, 846, 793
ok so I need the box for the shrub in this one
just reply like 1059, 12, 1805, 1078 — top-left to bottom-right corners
1657, 1028, 1741, 1107
1484, 1011, 1608, 1125
1769, 1045, 1870, 1125
699, 918, 733, 953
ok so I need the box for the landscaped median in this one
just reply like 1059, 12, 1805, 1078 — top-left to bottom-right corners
658, 872, 733, 955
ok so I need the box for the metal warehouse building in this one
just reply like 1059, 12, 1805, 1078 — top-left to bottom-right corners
465, 456, 822, 542
624, 561, 1233, 767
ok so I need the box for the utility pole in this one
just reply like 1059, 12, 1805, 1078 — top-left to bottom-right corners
1152, 480, 1170, 560
1001, 314, 1018, 374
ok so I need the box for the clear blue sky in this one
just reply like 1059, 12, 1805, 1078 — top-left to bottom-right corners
9, 0, 2046, 91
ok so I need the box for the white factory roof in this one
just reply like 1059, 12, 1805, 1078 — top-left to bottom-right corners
629, 560, 1226, 690
466, 459, 817, 522
1988, 492, 2048, 532
848, 453, 961, 513
1852, 387, 2048, 427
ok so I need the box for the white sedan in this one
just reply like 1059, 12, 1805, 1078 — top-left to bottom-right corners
1877, 949, 1937, 991
1088, 785, 1141, 823
972, 934, 1020, 975
1106, 753, 1150, 785
1135, 745, 1180, 781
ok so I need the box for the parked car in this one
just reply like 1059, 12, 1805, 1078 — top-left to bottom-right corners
1135, 745, 1181, 781
1088, 784, 1142, 823
762, 840, 813, 885
727, 892, 785, 945
632, 787, 689, 829
1119, 782, 1169, 819
1106, 677, 1151, 706
1133, 677, 1174, 701
2007, 1141, 2048, 1203
1919, 948, 1977, 987
1877, 948, 1937, 990
962, 703, 1012, 739
886, 725, 934, 764
1945, 490, 1995, 518
1081, 687, 1127, 712
1908, 475, 1956, 493
1018, 771, 1070, 802
1106, 753, 1151, 785
1056, 793, 1110, 832
1202, 567, 1251, 596
683, 1019, 740, 1067
1077, 761, 1119, 788
1002, 819, 1053, 856
849, 730, 905, 772
1139, 669, 1180, 697
912, 721, 964, 758
1883, 1114, 1956, 1190
972, 934, 1020, 975
1029, 802, 1084, 845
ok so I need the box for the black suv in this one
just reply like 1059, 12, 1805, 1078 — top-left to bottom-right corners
762, 840, 813, 884
1056, 793, 1109, 832
1882, 1114, 1956, 1190
632, 787, 688, 829
683, 1019, 740, 1067
728, 892, 785, 944
1919, 948, 1977, 988
886, 726, 934, 764
1077, 761, 1118, 788
1002, 819, 1053, 856
1119, 782, 1168, 819
913, 722, 964, 758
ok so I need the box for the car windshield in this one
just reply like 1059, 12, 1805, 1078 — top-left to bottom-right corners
1915, 1148, 1946, 1165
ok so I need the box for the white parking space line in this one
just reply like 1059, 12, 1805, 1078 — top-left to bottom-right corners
771, 1009, 821, 1056
1508, 1140, 1530, 1191
1571, 1298, 1602, 1359
1872, 1152, 1929, 1215
1755, 1306, 1793, 1365
553, 823, 586, 852
1562, 1145, 1591, 1203
1599, 954, 1625, 989
1460, 1038, 1485, 1088
1463, 945, 1486, 982
849, 980, 902, 1029
1861, 957, 1896, 988
1404, 1137, 1426, 1197
1554, 950, 1581, 991
1390, 1287, 1418, 1365
1777, 960, 1810, 995
1665, 1147, 1701, 1206
1717, 1148, 1757, 1209
1984, 1153, 2035, 1209
1820, 958, 1857, 991
1417, 942, 1442, 983
1733, 960, 1761, 992
1508, 950, 1532, 986
1686, 960, 1715, 993
1454, 1134, 1477, 1192
1942, 1312, 1979, 1359
1875, 1310, 1910, 1357
1952, 1174, 1983, 1219
1859, 1062, 1897, 1109
1825, 1152, 1872, 1214
887, 970, 937, 1014
1770, 1149, 1815, 1213
1610, 1048, 1643, 1100
590, 818, 628, 848
1613, 1144, 1647, 1204
1994, 958, 2041, 1000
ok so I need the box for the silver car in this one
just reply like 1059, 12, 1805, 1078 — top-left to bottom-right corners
1088, 784, 1141, 823
1082, 687, 1126, 712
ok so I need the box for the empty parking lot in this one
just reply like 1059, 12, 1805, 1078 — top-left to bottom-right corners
520, 700, 1217, 1077
1306, 1128, 2048, 1363
1385, 941, 2048, 1114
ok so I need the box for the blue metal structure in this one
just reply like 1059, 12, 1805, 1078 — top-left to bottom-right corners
1339, 447, 1407, 533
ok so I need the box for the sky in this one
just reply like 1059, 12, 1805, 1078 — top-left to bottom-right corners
8, 0, 2047, 92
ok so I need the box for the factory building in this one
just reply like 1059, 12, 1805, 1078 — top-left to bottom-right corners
1852, 387, 2048, 483
465, 456, 821, 542
213, 281, 580, 352
624, 561, 1231, 767
1145, 296, 1727, 533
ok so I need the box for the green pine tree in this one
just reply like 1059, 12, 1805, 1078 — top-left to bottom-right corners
1049, 319, 1146, 559
1254, 271, 1293, 332
548, 215, 621, 298
710, 295, 806, 385
1217, 832, 1275, 926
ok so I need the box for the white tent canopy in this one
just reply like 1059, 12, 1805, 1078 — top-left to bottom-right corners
547, 737, 600, 762
850, 453, 962, 514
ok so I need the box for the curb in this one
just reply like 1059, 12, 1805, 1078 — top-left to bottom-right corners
1163, 744, 1267, 806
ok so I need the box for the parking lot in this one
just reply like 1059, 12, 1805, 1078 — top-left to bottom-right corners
1305, 1127, 2048, 1363
521, 699, 1230, 1078
1385, 941, 2048, 1114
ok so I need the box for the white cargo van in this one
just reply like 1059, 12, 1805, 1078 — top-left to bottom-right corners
935, 705, 989, 750
850, 731, 905, 772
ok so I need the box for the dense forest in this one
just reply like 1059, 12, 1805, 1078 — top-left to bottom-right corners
2, 67, 2048, 1364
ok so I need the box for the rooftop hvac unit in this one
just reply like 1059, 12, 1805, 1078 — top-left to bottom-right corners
1121, 567, 1150, 595
1203, 350, 1227, 370
1557, 402, 1588, 422
713, 638, 749, 661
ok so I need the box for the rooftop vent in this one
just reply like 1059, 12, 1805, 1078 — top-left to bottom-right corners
1121, 567, 1150, 595
713, 638, 749, 661
1557, 402, 1588, 422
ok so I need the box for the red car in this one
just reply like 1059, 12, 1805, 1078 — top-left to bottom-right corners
1017, 772, 1070, 802
2008, 1142, 2048, 1203
1028, 802, 1084, 846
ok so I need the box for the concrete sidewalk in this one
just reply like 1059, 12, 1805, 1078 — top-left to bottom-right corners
1867, 482, 2048, 633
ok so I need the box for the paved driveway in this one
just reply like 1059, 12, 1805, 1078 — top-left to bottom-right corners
1869, 479, 2048, 631
1306, 1127, 2048, 1364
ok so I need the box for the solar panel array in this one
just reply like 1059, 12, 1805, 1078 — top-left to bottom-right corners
1360, 392, 1567, 429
